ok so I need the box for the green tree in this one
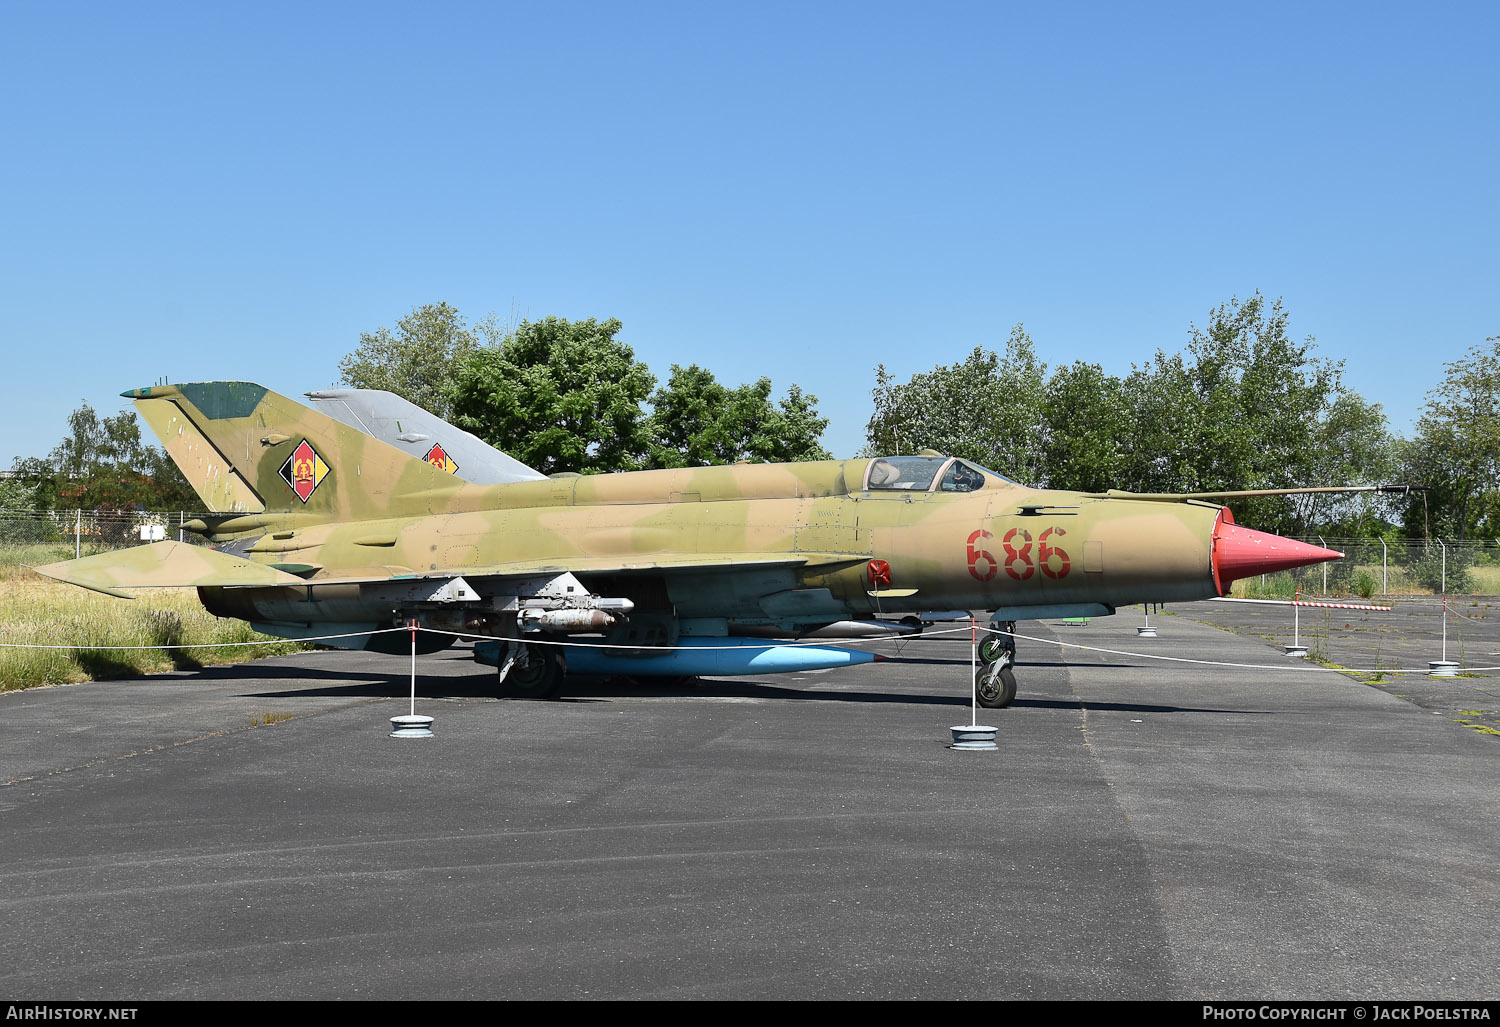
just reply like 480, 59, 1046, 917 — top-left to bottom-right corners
1288, 392, 1396, 536
1398, 335, 1500, 541
862, 296, 1389, 534
451, 316, 657, 474
771, 384, 834, 463
1116, 294, 1349, 534
1042, 361, 1129, 492
1116, 350, 1203, 493
12, 403, 197, 511
339, 302, 503, 420
865, 325, 1048, 484
0, 469, 47, 510
647, 365, 831, 468
1200, 294, 1339, 488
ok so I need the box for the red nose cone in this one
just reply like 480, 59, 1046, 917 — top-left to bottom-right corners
1213, 519, 1343, 593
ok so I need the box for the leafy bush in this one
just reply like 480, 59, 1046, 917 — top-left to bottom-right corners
1402, 546, 1473, 594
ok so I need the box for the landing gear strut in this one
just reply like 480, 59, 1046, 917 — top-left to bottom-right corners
978, 619, 1016, 664
495, 640, 566, 700
975, 620, 1018, 709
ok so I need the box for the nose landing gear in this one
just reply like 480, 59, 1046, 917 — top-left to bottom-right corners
975, 620, 1018, 709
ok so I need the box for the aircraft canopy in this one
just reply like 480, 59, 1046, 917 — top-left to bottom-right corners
862, 456, 1016, 493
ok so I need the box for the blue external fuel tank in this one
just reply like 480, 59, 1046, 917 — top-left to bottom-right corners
475, 637, 883, 678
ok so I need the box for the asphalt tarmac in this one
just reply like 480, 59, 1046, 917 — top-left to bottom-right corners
1177, 595, 1500, 734
2, 610, 1497, 1000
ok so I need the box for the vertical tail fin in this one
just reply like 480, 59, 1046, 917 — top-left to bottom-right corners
127, 382, 468, 521
304, 388, 546, 484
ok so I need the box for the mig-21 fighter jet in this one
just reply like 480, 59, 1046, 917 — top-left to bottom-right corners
35, 381, 1349, 708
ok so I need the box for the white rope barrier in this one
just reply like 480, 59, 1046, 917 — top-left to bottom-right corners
416, 624, 949, 651
970, 623, 1500, 675
1, 619, 1493, 676
1447, 605, 1495, 624
0, 627, 407, 650
0, 624, 939, 653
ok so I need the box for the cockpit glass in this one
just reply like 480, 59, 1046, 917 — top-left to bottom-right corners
865, 456, 946, 491
939, 460, 988, 492
961, 460, 1017, 486
866, 456, 1017, 492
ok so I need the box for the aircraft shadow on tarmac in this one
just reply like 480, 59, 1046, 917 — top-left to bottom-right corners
887, 655, 1141, 670
105, 661, 394, 689
107, 653, 1256, 716
146, 656, 1236, 713
80, 655, 967, 707
239, 673, 979, 708
1014, 697, 1267, 715
560, 678, 978, 707
235, 674, 1249, 714
879, 655, 982, 666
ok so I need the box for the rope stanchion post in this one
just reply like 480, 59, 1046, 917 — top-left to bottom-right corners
390, 620, 434, 738
1284, 591, 1308, 658
1137, 603, 1157, 638
1429, 594, 1459, 677
949, 615, 997, 751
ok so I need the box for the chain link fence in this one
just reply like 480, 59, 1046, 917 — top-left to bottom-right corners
0, 508, 211, 560
1239, 537, 1500, 597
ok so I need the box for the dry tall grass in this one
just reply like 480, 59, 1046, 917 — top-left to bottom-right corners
1, 544, 309, 691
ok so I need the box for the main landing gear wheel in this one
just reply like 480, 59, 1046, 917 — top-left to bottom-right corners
497, 643, 566, 700
975, 660, 1017, 709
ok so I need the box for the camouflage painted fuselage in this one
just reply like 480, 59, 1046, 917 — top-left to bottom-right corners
41, 382, 1277, 656
194, 460, 1226, 626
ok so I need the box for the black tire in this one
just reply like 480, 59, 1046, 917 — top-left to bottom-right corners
900, 615, 924, 636
498, 644, 566, 700
975, 663, 1017, 709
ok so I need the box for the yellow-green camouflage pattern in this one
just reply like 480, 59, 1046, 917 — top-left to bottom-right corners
66, 383, 1234, 627
34, 541, 308, 598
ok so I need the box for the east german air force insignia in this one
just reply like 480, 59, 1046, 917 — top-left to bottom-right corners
424, 442, 460, 475
279, 439, 329, 503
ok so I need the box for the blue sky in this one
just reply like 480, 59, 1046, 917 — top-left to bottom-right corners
2, 1, 1495, 466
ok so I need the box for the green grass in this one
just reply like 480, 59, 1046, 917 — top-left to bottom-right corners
1229, 561, 1500, 598
1231, 573, 1298, 599
249, 711, 295, 726
1471, 565, 1500, 593
1, 554, 310, 691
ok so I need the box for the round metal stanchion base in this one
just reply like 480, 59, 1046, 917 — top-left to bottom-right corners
950, 724, 997, 751
390, 714, 435, 738
1428, 660, 1460, 678
1136, 625, 1158, 637
1284, 645, 1308, 658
